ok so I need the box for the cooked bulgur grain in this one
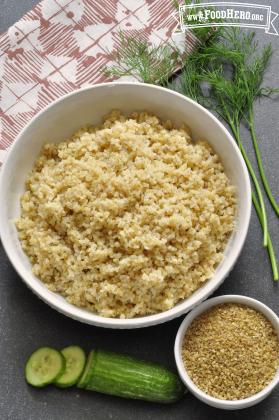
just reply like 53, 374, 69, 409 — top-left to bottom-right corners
16, 111, 236, 318
182, 303, 279, 400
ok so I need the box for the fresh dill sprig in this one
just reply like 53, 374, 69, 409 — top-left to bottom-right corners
195, 28, 279, 221
105, 0, 213, 84
176, 27, 279, 279
234, 35, 279, 217
105, 31, 181, 86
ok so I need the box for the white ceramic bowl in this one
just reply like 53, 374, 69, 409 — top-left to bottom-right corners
174, 295, 279, 409
0, 82, 251, 329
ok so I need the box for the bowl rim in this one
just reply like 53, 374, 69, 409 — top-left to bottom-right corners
0, 82, 252, 328
174, 294, 279, 409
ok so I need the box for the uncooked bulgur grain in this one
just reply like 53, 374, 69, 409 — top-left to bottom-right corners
182, 303, 279, 400
16, 111, 236, 318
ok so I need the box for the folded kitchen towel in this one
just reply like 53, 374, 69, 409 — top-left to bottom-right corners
0, 0, 199, 164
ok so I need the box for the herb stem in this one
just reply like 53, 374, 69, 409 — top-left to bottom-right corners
252, 191, 279, 280
248, 108, 279, 217
231, 121, 277, 278
227, 120, 268, 248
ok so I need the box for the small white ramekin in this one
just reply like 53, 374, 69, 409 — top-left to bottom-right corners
174, 295, 279, 410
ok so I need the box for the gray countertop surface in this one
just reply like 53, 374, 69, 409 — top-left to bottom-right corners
1, 1, 279, 419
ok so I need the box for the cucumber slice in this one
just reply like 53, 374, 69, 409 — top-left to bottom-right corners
77, 350, 94, 388
25, 347, 66, 387
55, 346, 86, 388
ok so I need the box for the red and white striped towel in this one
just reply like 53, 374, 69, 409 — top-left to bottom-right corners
0, 0, 199, 164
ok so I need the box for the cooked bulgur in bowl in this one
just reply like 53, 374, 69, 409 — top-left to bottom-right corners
16, 110, 236, 319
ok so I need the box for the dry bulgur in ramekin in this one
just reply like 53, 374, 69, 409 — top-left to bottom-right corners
16, 111, 236, 318
182, 303, 279, 400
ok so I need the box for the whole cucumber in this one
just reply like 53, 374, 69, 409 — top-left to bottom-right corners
78, 349, 186, 403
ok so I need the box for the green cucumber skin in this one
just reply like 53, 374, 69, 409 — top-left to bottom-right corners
78, 350, 185, 403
